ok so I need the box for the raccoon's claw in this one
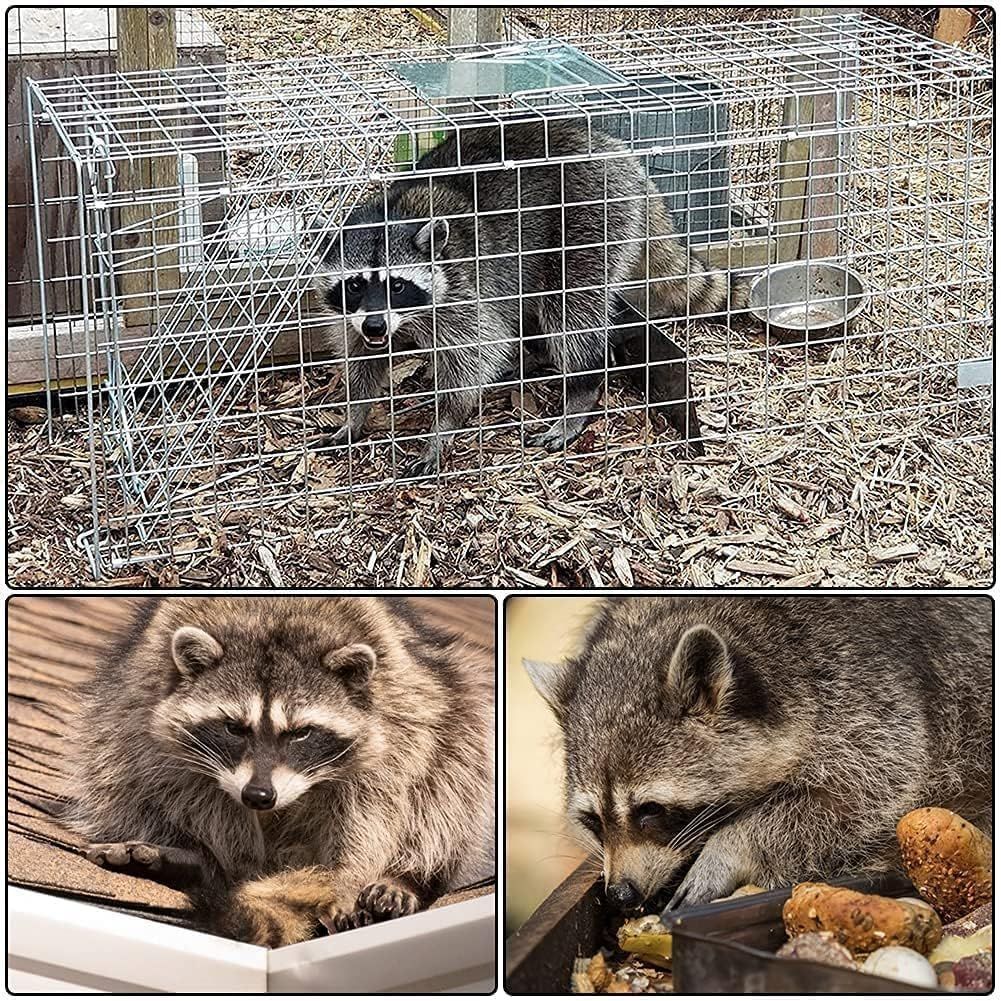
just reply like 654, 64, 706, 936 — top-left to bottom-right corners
318, 905, 362, 935
355, 881, 421, 922
86, 841, 162, 873
526, 417, 590, 453
400, 456, 439, 480
313, 424, 353, 449
664, 860, 739, 911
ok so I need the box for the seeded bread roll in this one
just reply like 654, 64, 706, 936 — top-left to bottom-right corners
782, 883, 943, 956
897, 808, 992, 922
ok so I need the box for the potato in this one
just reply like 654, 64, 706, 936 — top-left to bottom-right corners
777, 931, 856, 969
897, 808, 992, 922
942, 901, 992, 938
928, 925, 992, 965
952, 952, 993, 992
616, 914, 673, 968
782, 883, 942, 956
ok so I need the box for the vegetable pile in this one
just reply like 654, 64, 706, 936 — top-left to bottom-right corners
570, 806, 991, 994
778, 807, 993, 991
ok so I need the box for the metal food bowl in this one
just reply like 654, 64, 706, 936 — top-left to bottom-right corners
747, 262, 869, 342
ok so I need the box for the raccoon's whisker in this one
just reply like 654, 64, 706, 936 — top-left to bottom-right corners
559, 830, 601, 855
672, 807, 731, 850
668, 802, 732, 852
301, 740, 358, 777
161, 757, 223, 781
178, 732, 228, 772
667, 802, 725, 851
673, 807, 740, 853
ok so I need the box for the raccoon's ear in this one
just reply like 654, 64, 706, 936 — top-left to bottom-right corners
171, 626, 223, 678
413, 218, 449, 254
324, 643, 376, 696
666, 625, 732, 717
523, 658, 566, 712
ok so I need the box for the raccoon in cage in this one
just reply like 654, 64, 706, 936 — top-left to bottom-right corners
315, 120, 742, 476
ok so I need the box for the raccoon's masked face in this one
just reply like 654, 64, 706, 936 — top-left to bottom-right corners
154, 626, 383, 812
316, 214, 449, 352
526, 619, 796, 911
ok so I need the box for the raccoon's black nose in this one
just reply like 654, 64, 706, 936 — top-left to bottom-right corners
362, 316, 387, 335
606, 880, 641, 910
241, 784, 276, 811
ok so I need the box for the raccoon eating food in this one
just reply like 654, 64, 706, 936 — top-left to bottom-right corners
60, 597, 494, 947
524, 597, 991, 914
315, 120, 742, 475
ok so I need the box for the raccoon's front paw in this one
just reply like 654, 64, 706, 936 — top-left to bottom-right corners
526, 417, 589, 453
355, 880, 421, 923
86, 841, 163, 874
313, 424, 353, 449
85, 841, 205, 889
400, 455, 439, 480
665, 855, 741, 911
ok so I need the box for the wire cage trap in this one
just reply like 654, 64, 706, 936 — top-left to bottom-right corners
25, 11, 993, 578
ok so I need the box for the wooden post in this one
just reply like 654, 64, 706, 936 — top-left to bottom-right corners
116, 7, 179, 327
448, 7, 503, 46
934, 7, 974, 43
775, 8, 854, 262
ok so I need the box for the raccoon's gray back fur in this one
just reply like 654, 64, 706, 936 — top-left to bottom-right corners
319, 121, 737, 471
527, 597, 991, 910
61, 597, 494, 942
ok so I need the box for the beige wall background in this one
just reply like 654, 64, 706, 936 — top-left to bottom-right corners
505, 596, 599, 933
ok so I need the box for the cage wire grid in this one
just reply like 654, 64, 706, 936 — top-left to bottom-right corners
25, 11, 993, 578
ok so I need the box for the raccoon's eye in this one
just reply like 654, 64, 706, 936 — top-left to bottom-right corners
288, 727, 312, 742
578, 811, 603, 839
346, 277, 363, 294
390, 278, 405, 295
224, 720, 249, 737
633, 802, 666, 827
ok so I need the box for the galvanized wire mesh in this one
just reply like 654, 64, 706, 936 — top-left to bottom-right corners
26, 11, 993, 577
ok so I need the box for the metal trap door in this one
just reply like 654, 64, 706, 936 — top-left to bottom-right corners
578, 74, 733, 247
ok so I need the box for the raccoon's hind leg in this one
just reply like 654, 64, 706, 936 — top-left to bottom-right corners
528, 291, 607, 452
207, 867, 359, 947
332, 872, 447, 930
611, 299, 704, 456
85, 841, 206, 890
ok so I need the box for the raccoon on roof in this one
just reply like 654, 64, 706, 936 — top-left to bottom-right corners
59, 597, 494, 947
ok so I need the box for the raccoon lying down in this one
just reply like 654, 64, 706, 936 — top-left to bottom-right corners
59, 598, 494, 946
315, 120, 742, 476
525, 597, 991, 914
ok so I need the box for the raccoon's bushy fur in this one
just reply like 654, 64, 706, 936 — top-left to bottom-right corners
317, 121, 741, 474
61, 597, 494, 946
525, 597, 991, 912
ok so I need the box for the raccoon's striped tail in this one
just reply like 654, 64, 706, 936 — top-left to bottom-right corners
690, 251, 749, 316
648, 240, 749, 320
195, 867, 352, 947
641, 196, 748, 320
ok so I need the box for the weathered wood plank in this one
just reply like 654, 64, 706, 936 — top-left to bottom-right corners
116, 7, 180, 328
6, 8, 225, 324
934, 7, 974, 43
